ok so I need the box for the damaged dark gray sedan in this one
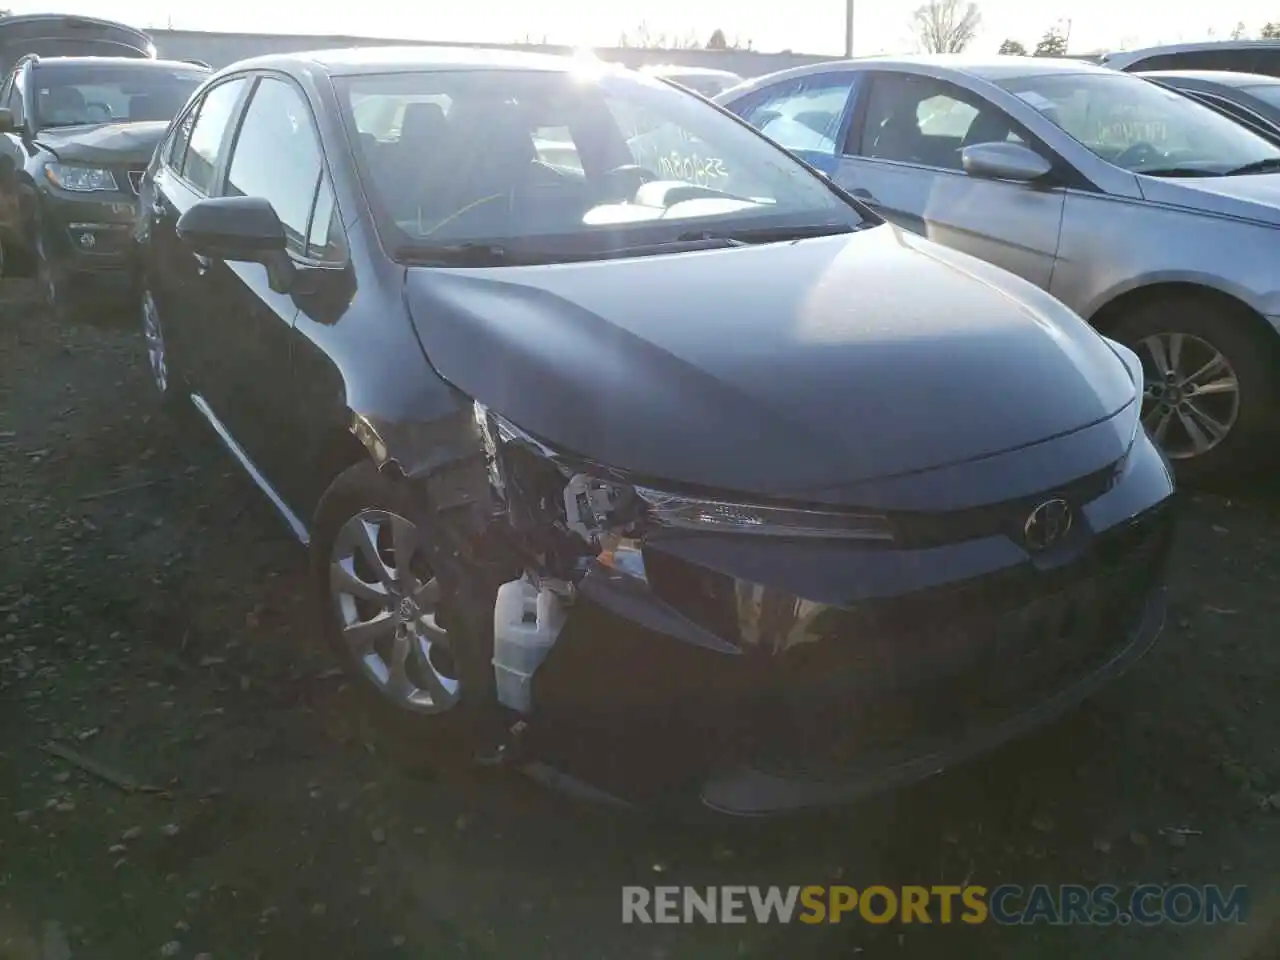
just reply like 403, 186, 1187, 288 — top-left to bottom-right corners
135, 47, 1176, 816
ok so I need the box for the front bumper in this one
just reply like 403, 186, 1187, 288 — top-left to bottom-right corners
38, 187, 139, 297
524, 429, 1176, 815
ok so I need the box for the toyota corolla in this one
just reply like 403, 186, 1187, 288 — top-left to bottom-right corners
134, 47, 1176, 815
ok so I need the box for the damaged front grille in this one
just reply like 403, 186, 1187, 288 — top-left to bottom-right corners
715, 504, 1172, 780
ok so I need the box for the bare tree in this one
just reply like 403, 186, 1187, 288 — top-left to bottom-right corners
909, 0, 982, 54
1262, 22, 1280, 39
1230, 21, 1248, 40
617, 21, 703, 49
997, 38, 1027, 55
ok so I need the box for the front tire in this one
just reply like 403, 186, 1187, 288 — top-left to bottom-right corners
1111, 296, 1279, 485
311, 462, 472, 731
142, 287, 189, 415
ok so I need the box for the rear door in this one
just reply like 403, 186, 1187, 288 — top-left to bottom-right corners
835, 71, 1065, 290
144, 75, 249, 398
729, 71, 859, 176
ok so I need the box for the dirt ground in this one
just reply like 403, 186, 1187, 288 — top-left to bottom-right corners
0, 286, 1278, 960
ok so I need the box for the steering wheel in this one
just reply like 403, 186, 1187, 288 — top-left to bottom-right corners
597, 164, 656, 201
85, 101, 112, 121
1113, 141, 1162, 168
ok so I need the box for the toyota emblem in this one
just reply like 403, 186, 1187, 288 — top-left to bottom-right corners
1024, 498, 1073, 551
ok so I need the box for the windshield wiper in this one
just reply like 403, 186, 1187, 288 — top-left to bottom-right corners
678, 223, 856, 245
393, 242, 550, 266
397, 236, 757, 266
1223, 157, 1280, 176
1137, 166, 1223, 178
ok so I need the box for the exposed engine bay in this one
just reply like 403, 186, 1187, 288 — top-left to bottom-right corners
399, 401, 650, 719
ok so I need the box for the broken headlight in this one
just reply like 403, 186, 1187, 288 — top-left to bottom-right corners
473, 402, 894, 584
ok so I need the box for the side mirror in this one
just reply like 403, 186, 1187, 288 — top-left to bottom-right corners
0, 108, 14, 135
961, 141, 1054, 184
177, 196, 293, 293
177, 195, 286, 261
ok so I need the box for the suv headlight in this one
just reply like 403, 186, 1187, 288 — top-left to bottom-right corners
46, 164, 118, 192
474, 402, 893, 584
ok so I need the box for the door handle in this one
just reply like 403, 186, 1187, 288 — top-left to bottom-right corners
193, 252, 211, 275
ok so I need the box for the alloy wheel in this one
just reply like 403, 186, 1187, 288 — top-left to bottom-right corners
1138, 332, 1240, 460
142, 290, 169, 394
329, 509, 460, 713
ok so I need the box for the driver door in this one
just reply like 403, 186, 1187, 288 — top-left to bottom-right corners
837, 72, 1065, 290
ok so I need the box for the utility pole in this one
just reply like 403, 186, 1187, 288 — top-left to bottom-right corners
844, 0, 855, 57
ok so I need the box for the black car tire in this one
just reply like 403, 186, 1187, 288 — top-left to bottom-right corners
311, 461, 496, 751
1111, 296, 1280, 485
140, 286, 191, 416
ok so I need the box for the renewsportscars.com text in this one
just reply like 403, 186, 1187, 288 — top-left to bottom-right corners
622, 884, 1249, 926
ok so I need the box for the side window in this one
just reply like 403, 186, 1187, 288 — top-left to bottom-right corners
917, 94, 978, 137
533, 125, 583, 172
224, 77, 325, 255
181, 77, 247, 195
7, 69, 24, 125
305, 175, 345, 262
740, 75, 857, 154
855, 74, 1022, 171
166, 105, 196, 171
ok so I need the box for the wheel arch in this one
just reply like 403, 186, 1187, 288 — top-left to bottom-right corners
1087, 280, 1280, 355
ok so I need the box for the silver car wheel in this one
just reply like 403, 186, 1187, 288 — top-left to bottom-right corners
1139, 332, 1240, 460
142, 290, 168, 394
329, 509, 460, 713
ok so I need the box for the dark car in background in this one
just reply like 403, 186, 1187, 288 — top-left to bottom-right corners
0, 13, 153, 77
133, 47, 1174, 816
1101, 40, 1280, 77
0, 55, 208, 318
1141, 70, 1280, 145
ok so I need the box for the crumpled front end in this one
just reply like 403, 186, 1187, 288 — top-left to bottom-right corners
398, 392, 1174, 813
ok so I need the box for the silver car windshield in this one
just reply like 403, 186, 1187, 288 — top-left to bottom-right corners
337, 66, 861, 257
998, 72, 1280, 176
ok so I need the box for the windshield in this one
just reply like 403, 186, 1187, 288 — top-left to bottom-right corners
997, 72, 1280, 176
338, 66, 863, 261
34, 62, 205, 128
1240, 82, 1280, 111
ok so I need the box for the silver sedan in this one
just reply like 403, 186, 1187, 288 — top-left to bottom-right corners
717, 56, 1280, 482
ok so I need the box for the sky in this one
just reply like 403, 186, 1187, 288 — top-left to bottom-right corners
7, 0, 1280, 56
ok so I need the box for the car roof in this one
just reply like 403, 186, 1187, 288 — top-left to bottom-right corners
724, 54, 1115, 90
225, 44, 588, 78
1102, 40, 1280, 69
1139, 69, 1280, 88
31, 56, 205, 70
0, 13, 148, 34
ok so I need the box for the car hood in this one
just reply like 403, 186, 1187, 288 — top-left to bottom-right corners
36, 120, 168, 166
1138, 171, 1280, 227
404, 225, 1136, 500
